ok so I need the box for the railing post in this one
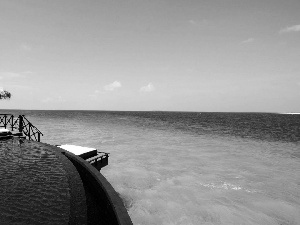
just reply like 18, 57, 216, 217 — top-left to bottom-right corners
28, 124, 31, 140
18, 115, 23, 133
4, 115, 7, 129
11, 115, 14, 131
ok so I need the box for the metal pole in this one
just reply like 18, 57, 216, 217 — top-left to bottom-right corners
18, 115, 23, 133
11, 115, 14, 131
28, 124, 31, 140
4, 115, 7, 129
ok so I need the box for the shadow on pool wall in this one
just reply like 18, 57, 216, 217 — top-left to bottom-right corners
57, 147, 133, 225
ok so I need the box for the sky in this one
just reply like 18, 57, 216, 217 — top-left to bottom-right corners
0, 0, 299, 112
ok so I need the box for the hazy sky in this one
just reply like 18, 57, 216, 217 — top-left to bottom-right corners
1, 0, 299, 112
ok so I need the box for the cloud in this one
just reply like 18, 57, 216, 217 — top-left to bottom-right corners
20, 43, 32, 51
104, 81, 122, 91
240, 38, 255, 44
89, 90, 102, 98
41, 96, 66, 103
0, 71, 31, 80
41, 97, 53, 103
23, 71, 34, 75
140, 83, 155, 92
279, 24, 300, 33
189, 20, 197, 25
9, 84, 32, 90
0, 72, 23, 79
188, 19, 209, 28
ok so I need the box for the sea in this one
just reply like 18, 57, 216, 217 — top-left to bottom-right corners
1, 110, 300, 225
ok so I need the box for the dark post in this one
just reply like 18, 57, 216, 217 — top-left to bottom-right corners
4, 115, 7, 129
11, 115, 14, 131
38, 133, 40, 142
18, 115, 23, 133
28, 124, 31, 140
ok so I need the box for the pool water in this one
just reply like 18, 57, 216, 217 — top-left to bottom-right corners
0, 138, 70, 224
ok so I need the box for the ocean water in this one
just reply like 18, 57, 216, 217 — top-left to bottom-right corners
1, 110, 300, 225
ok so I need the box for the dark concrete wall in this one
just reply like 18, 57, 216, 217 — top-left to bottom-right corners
61, 150, 133, 225
43, 143, 88, 224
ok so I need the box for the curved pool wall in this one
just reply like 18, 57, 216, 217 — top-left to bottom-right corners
0, 139, 79, 224
0, 138, 133, 225
57, 147, 133, 225
51, 143, 87, 224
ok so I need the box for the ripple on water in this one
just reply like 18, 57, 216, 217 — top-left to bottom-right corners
0, 138, 70, 224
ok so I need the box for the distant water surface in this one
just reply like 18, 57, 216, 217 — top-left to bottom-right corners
1, 110, 300, 225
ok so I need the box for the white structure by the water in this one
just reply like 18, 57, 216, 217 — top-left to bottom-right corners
58, 145, 96, 155
58, 144, 97, 159
0, 128, 11, 134
281, 112, 300, 114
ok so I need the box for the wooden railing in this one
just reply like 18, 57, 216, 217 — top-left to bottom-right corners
0, 114, 43, 142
